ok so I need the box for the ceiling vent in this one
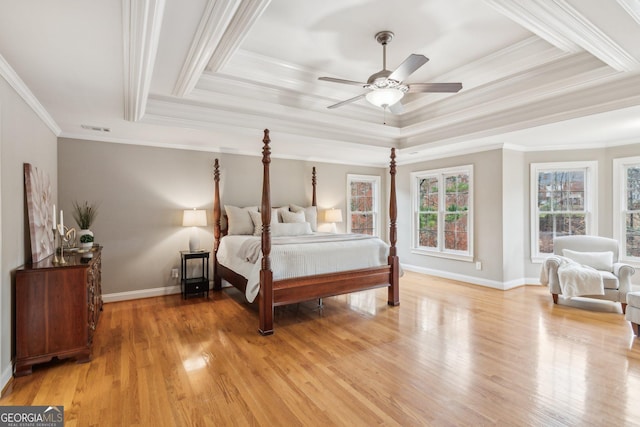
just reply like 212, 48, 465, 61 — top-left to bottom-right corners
81, 124, 111, 132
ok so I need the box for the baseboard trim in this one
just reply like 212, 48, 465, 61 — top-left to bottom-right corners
103, 284, 182, 303
402, 263, 543, 290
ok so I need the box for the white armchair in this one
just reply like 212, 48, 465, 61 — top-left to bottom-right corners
542, 235, 635, 313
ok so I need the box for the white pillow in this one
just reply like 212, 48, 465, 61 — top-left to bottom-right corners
281, 210, 306, 224
224, 205, 258, 235
249, 210, 278, 236
272, 222, 313, 237
290, 204, 318, 232
276, 206, 290, 222
562, 249, 614, 272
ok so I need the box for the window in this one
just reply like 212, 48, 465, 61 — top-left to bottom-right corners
411, 165, 473, 261
347, 174, 380, 236
530, 161, 597, 261
613, 156, 640, 263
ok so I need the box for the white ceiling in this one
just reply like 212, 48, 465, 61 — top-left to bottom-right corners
1, 0, 640, 166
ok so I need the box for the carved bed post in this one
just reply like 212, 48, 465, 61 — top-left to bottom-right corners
312, 167, 317, 207
259, 129, 274, 335
388, 148, 400, 306
213, 159, 222, 290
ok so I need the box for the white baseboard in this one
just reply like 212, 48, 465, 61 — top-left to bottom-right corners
0, 363, 13, 395
402, 263, 542, 290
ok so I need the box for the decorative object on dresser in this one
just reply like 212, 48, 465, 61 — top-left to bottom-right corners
180, 250, 210, 299
14, 247, 103, 376
24, 163, 55, 262
182, 209, 207, 251
72, 200, 99, 250
212, 129, 399, 335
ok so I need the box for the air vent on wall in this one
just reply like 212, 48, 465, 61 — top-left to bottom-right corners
81, 124, 111, 132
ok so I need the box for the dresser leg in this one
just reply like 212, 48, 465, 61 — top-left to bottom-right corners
14, 364, 33, 377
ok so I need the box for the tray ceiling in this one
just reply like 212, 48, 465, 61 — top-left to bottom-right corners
1, 0, 640, 166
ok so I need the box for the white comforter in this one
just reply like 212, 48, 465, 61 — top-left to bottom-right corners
216, 233, 390, 303
540, 256, 604, 298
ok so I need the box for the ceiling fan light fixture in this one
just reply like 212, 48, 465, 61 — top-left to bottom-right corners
365, 88, 404, 108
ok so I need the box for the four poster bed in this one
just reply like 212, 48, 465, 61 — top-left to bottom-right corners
212, 129, 399, 335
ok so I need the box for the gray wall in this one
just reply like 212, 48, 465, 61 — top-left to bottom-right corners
1, 77, 58, 384
58, 138, 386, 297
397, 149, 505, 285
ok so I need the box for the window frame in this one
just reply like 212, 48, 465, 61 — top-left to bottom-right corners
613, 156, 640, 264
346, 174, 381, 236
410, 165, 474, 262
530, 161, 598, 263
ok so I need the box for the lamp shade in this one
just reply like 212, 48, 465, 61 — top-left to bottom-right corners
365, 88, 404, 108
182, 209, 207, 227
324, 208, 343, 223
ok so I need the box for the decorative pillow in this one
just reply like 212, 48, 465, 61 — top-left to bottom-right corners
249, 210, 279, 236
562, 249, 614, 272
290, 204, 318, 232
224, 205, 258, 235
281, 210, 306, 224
276, 206, 290, 222
272, 222, 313, 237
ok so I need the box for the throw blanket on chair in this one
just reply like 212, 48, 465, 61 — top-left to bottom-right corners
540, 256, 604, 298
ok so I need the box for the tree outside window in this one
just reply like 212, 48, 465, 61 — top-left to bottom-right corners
347, 175, 380, 236
614, 157, 640, 262
531, 162, 597, 261
412, 165, 473, 260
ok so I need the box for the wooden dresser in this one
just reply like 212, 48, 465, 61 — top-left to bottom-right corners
14, 247, 103, 376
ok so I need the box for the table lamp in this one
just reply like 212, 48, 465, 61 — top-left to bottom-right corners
182, 209, 207, 251
324, 208, 342, 233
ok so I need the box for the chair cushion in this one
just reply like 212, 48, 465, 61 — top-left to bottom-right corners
599, 271, 619, 290
627, 292, 640, 308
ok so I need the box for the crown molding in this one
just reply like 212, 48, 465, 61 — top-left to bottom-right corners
0, 54, 60, 136
123, 0, 165, 122
205, 0, 271, 73
553, 0, 639, 71
485, 0, 639, 71
401, 71, 640, 149
618, 0, 640, 25
483, 0, 580, 52
402, 52, 612, 132
172, 0, 243, 97
143, 94, 399, 148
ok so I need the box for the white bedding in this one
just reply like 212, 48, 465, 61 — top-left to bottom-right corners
216, 233, 390, 303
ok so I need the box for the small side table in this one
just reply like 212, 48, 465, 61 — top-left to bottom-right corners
180, 250, 210, 299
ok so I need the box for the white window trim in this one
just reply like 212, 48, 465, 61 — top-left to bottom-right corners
346, 174, 381, 236
410, 165, 474, 262
530, 161, 598, 263
613, 156, 640, 265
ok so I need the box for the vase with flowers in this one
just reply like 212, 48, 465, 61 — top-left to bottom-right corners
72, 201, 99, 250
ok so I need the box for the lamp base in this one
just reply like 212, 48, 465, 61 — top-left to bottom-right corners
188, 229, 200, 252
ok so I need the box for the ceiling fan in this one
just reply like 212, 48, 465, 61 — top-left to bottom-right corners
318, 31, 462, 114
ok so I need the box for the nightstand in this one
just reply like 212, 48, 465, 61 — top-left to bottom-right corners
180, 250, 210, 299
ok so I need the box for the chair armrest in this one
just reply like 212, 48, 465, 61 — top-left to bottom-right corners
541, 256, 562, 293
613, 262, 636, 295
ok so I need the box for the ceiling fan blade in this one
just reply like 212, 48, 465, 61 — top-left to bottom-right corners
408, 83, 463, 93
318, 77, 366, 87
327, 93, 367, 109
388, 54, 429, 82
388, 101, 404, 114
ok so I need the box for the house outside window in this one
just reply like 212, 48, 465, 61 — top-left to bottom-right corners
411, 165, 473, 261
613, 156, 640, 263
347, 174, 380, 236
530, 161, 598, 261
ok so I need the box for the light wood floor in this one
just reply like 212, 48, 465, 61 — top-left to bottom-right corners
2, 271, 640, 426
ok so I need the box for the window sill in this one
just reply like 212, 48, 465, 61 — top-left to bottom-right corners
411, 248, 473, 262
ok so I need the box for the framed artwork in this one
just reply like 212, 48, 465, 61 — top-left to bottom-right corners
24, 163, 55, 262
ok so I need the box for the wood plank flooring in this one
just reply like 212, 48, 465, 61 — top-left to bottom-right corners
2, 271, 640, 426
